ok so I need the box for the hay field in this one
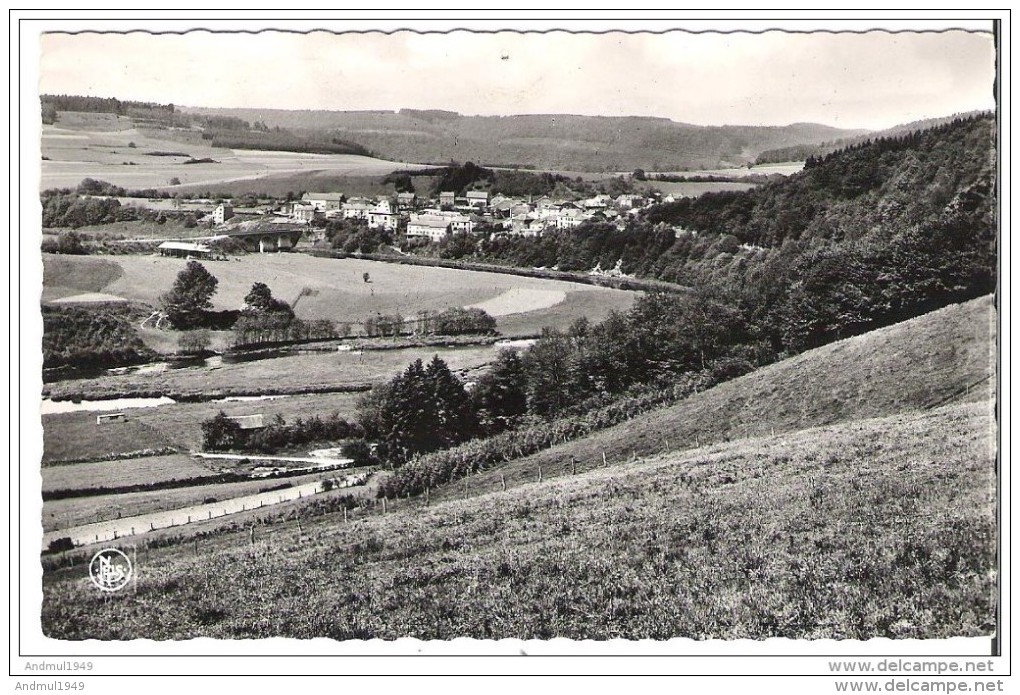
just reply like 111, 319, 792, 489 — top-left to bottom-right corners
41, 253, 638, 329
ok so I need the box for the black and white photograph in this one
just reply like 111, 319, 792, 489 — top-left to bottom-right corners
13, 11, 1009, 686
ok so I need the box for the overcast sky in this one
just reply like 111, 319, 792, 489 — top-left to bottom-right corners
39, 29, 996, 130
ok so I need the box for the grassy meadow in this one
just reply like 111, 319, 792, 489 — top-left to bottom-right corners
41, 253, 638, 332
41, 454, 218, 495
41, 414, 176, 465
42, 344, 497, 401
42, 391, 365, 464
40, 399, 996, 640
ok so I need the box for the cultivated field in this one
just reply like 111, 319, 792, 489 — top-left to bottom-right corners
41, 253, 638, 331
41, 114, 414, 191
42, 454, 217, 494
40, 399, 995, 640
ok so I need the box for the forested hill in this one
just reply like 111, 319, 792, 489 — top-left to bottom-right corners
453, 114, 995, 355
754, 111, 989, 165
179, 107, 867, 171
644, 113, 995, 247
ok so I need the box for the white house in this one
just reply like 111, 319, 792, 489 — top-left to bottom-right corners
341, 201, 373, 220
406, 215, 452, 242
212, 204, 234, 225
302, 192, 345, 211
368, 199, 397, 230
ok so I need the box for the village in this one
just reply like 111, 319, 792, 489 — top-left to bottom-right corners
151, 186, 675, 260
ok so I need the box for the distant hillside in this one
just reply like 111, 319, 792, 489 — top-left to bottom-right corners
755, 111, 990, 164
180, 106, 868, 171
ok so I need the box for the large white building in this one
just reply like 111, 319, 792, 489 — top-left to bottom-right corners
406, 215, 452, 242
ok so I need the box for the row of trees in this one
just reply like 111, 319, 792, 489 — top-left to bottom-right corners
201, 412, 362, 454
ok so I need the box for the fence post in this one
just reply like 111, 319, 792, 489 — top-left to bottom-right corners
538, 466, 543, 483
571, 458, 577, 475
250, 526, 255, 545
343, 507, 348, 523
602, 451, 607, 467
382, 497, 387, 514
500, 475, 506, 492
425, 487, 430, 506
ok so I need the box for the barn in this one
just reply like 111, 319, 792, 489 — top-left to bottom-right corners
158, 241, 212, 259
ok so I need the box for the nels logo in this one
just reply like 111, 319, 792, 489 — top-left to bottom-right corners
88, 548, 133, 592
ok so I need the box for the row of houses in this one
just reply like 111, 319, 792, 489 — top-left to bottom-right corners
195, 188, 664, 245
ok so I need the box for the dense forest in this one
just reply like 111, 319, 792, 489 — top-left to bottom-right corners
422, 115, 995, 354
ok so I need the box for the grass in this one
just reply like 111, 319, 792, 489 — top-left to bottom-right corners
175, 173, 397, 199
41, 256, 124, 302
430, 295, 996, 502
41, 470, 335, 533
40, 399, 996, 640
42, 344, 497, 401
40, 253, 638, 329
42, 392, 366, 462
41, 413, 176, 465
41, 454, 218, 494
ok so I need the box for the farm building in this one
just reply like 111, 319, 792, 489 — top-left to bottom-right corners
226, 414, 265, 430
158, 241, 212, 259
212, 204, 234, 225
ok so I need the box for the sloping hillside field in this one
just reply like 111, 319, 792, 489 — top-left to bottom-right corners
41, 297, 996, 640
